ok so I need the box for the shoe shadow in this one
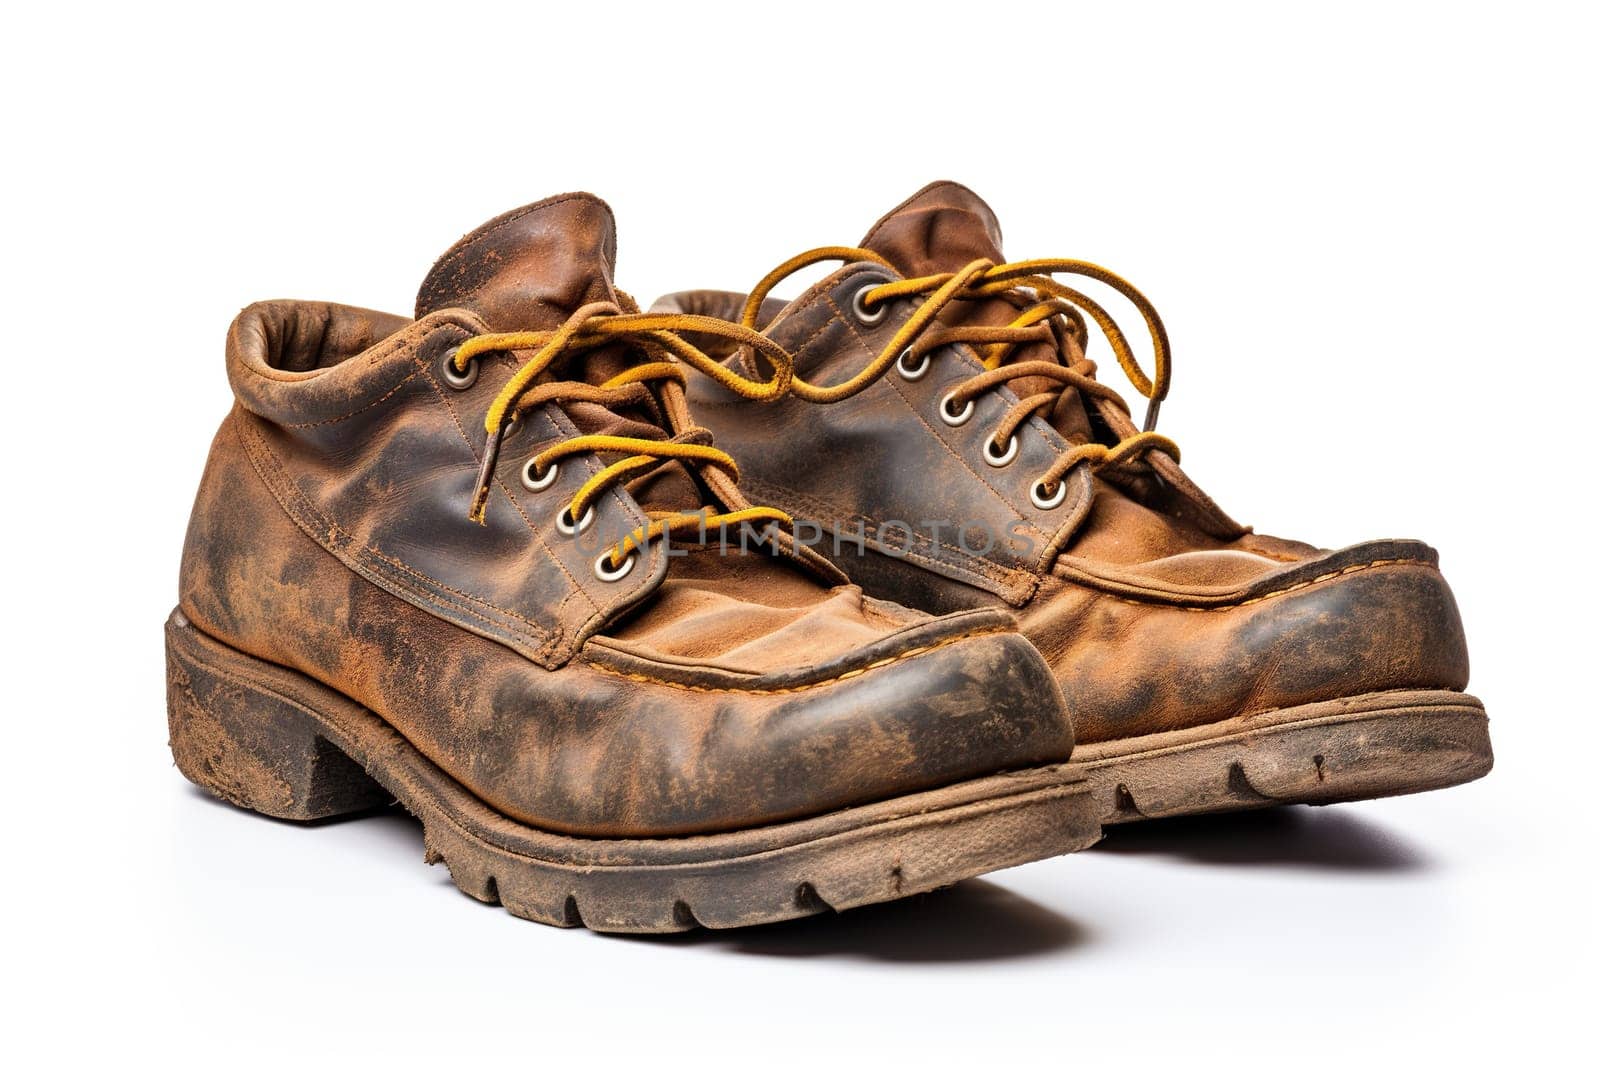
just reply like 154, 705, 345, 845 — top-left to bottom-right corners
1095, 806, 1431, 872
640, 879, 1091, 964
184, 783, 426, 852
187, 785, 1088, 961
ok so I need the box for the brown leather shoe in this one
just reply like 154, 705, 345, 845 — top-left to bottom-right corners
661, 181, 1492, 824
167, 193, 1099, 931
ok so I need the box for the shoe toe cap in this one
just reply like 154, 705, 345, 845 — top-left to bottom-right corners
513, 610, 1076, 836
1059, 540, 1471, 743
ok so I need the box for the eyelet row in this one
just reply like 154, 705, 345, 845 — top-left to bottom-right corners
520, 462, 594, 534
518, 457, 633, 577
931, 390, 1068, 511
454, 346, 639, 579
852, 286, 1069, 513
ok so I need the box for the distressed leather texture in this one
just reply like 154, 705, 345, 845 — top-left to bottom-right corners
178, 193, 1076, 836
669, 181, 1472, 744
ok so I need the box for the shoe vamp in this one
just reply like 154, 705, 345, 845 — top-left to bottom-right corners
604, 549, 923, 675
1066, 481, 1321, 573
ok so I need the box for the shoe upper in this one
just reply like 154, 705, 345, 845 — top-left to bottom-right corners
178, 193, 1076, 836
665, 181, 1471, 744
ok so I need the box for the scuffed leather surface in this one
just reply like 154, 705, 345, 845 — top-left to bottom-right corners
686, 262, 1097, 606
179, 194, 1079, 836
415, 194, 619, 326
671, 181, 1474, 742
1029, 543, 1469, 743
228, 302, 662, 667
180, 410, 1073, 834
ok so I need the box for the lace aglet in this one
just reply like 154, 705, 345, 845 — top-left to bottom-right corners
468, 483, 491, 525
467, 426, 506, 525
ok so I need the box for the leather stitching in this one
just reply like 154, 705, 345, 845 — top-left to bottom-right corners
1082, 557, 1436, 612
358, 543, 553, 632
741, 475, 1033, 591
819, 291, 1048, 546
233, 414, 561, 662
230, 311, 430, 385
417, 349, 598, 626
586, 627, 1011, 695
277, 367, 426, 428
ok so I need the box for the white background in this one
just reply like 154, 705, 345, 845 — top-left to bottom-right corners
5, 3, 1595, 1062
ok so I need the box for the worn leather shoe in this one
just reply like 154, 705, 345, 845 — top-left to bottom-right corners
166, 193, 1099, 930
660, 181, 1492, 823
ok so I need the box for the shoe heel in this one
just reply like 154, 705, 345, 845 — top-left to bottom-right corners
164, 611, 392, 821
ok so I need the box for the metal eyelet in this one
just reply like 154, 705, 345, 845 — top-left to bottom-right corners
983, 432, 1019, 468
1031, 477, 1068, 510
556, 505, 595, 536
594, 552, 636, 583
849, 277, 890, 326
939, 393, 976, 427
440, 348, 478, 390
896, 348, 930, 381
521, 459, 558, 493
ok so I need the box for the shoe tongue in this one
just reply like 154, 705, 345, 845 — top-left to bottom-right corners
418, 194, 701, 512
858, 180, 1007, 276
415, 193, 621, 329
859, 181, 1094, 442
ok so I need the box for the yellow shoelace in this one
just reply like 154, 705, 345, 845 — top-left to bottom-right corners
454, 300, 792, 568
741, 248, 1182, 498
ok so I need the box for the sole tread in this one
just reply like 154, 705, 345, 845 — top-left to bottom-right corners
1076, 690, 1493, 823
165, 609, 1101, 932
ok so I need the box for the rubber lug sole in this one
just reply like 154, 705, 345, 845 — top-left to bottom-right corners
1071, 690, 1492, 824
165, 609, 1100, 933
